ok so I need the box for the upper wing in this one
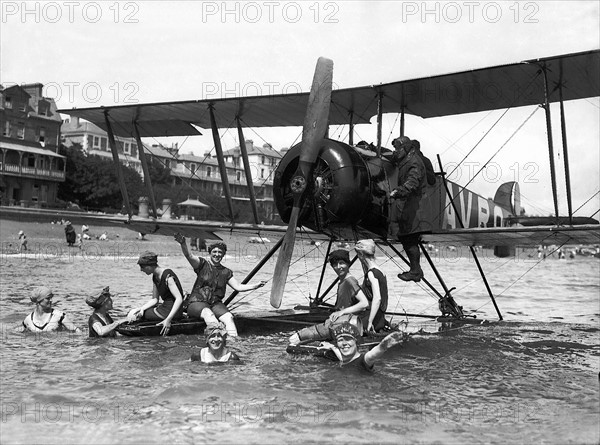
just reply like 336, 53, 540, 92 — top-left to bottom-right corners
423, 224, 600, 247
58, 50, 600, 137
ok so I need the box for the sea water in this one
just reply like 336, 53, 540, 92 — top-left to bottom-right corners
0, 239, 598, 444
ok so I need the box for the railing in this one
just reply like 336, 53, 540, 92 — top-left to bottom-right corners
0, 163, 65, 180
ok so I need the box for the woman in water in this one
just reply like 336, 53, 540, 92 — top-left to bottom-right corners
319, 321, 406, 372
19, 287, 81, 333
175, 234, 266, 337
128, 251, 185, 336
191, 323, 240, 363
86, 286, 127, 337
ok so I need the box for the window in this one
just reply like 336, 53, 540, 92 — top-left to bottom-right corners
261, 168, 265, 179
17, 123, 25, 139
207, 167, 212, 177
190, 163, 196, 174
4, 97, 12, 109
236, 171, 241, 181
32, 184, 39, 202
261, 156, 265, 164
124, 142, 131, 154
3, 120, 10, 137
38, 101, 49, 116
164, 159, 170, 169
39, 127, 46, 146
19, 101, 26, 112
93, 136, 100, 148
101, 137, 107, 150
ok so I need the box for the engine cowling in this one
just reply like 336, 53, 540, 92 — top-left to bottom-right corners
274, 139, 396, 239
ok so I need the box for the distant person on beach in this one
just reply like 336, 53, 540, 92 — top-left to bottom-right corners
288, 249, 368, 346
190, 323, 240, 363
86, 286, 127, 338
128, 251, 185, 336
18, 287, 81, 333
18, 230, 28, 252
174, 233, 266, 337
354, 239, 389, 334
317, 322, 407, 372
64, 222, 76, 246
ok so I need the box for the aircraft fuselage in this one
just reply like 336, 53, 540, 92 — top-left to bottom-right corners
274, 139, 518, 240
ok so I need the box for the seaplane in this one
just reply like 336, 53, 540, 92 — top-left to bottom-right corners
53, 49, 599, 336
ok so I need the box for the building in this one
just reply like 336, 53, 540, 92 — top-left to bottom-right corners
60, 117, 284, 222
61, 116, 142, 176
223, 140, 283, 220
0, 83, 65, 207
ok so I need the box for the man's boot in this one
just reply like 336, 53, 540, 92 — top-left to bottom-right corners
398, 244, 424, 282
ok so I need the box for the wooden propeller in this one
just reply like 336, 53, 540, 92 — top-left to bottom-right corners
270, 57, 333, 308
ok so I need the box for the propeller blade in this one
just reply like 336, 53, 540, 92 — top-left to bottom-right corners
299, 56, 333, 169
270, 205, 300, 308
270, 57, 334, 309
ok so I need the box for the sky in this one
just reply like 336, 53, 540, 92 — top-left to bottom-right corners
1, 0, 599, 218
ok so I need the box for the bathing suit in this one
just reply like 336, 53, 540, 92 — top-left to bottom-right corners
88, 312, 116, 338
23, 309, 65, 332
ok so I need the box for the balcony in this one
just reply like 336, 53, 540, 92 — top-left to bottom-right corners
0, 162, 65, 181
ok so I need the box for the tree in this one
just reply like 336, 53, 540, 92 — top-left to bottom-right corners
58, 143, 144, 212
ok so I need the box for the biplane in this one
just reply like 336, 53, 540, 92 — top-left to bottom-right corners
55, 49, 600, 336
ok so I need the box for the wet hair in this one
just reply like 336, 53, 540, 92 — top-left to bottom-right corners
208, 242, 227, 253
137, 251, 158, 266
328, 249, 350, 266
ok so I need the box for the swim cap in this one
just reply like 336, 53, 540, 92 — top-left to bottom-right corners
137, 251, 158, 266
330, 321, 363, 343
31, 287, 53, 303
86, 286, 111, 309
355, 239, 376, 256
204, 323, 227, 339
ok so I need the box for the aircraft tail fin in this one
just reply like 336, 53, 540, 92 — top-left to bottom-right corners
494, 181, 520, 216
493, 181, 520, 257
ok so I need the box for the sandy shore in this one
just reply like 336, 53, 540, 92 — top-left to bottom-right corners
0, 217, 219, 258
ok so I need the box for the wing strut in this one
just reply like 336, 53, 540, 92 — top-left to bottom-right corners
399, 85, 406, 137
208, 104, 235, 222
348, 110, 354, 146
104, 111, 132, 218
223, 236, 284, 306
235, 117, 260, 225
437, 155, 502, 320
540, 63, 560, 223
313, 238, 334, 305
558, 73, 574, 225
376, 91, 383, 157
133, 122, 158, 219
